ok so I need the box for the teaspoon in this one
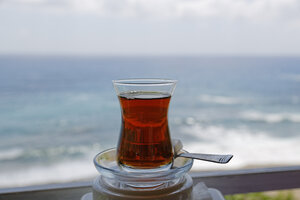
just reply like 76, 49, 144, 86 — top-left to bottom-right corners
173, 139, 233, 164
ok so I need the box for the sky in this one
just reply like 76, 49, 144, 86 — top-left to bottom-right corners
1, 0, 300, 56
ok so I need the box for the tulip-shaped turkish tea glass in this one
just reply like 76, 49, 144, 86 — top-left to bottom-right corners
113, 79, 177, 172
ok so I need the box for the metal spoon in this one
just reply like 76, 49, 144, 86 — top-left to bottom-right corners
172, 139, 233, 164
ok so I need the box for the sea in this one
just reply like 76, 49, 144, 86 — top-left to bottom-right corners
0, 55, 300, 188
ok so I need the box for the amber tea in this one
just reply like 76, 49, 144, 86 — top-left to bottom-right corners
117, 92, 173, 169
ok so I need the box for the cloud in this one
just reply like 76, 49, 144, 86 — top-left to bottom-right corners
1, 0, 300, 21
281, 74, 300, 82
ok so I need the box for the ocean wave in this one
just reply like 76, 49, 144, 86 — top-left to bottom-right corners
0, 143, 104, 187
1, 124, 300, 187
0, 143, 101, 162
197, 94, 244, 105
240, 111, 300, 123
0, 148, 24, 161
179, 124, 300, 170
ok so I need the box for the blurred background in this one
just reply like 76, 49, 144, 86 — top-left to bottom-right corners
0, 0, 300, 188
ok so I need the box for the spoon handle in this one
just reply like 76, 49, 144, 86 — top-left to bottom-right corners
178, 153, 233, 164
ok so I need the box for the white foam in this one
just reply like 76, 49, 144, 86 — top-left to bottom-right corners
180, 124, 300, 170
241, 110, 300, 123
0, 143, 103, 188
1, 125, 300, 187
0, 156, 98, 188
0, 148, 24, 161
197, 94, 243, 105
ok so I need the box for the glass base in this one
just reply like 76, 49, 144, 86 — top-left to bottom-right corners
118, 162, 173, 174
103, 176, 182, 190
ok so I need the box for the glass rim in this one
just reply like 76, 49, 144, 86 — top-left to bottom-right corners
112, 78, 177, 86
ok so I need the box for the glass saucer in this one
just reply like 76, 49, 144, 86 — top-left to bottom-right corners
93, 148, 193, 187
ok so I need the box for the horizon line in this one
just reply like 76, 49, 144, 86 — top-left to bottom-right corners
1, 53, 300, 58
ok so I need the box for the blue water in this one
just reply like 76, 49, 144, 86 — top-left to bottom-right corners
1, 55, 300, 187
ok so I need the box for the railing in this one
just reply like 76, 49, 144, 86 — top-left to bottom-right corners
192, 166, 300, 195
1, 166, 300, 200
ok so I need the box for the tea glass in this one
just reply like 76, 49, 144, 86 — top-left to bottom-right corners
113, 79, 177, 172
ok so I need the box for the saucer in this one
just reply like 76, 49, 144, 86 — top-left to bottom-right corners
94, 148, 193, 185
